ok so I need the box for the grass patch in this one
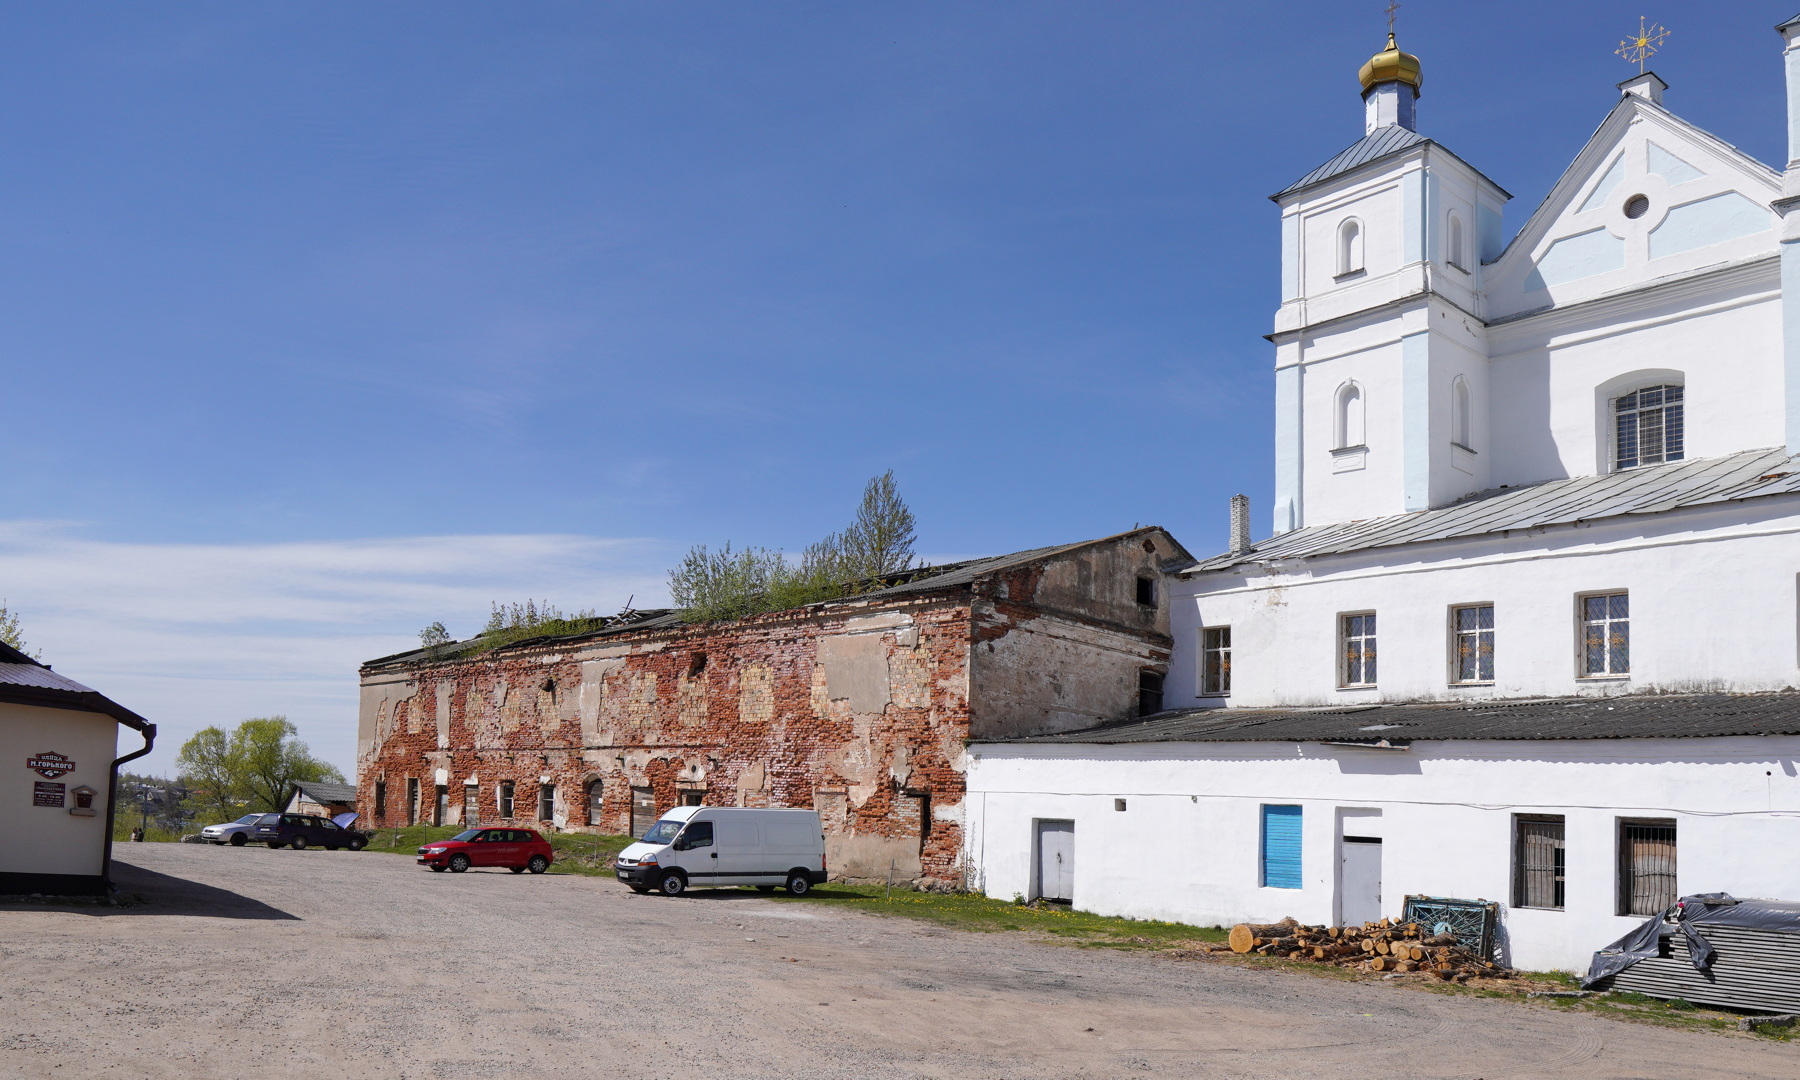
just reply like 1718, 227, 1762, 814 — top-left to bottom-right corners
360, 825, 635, 877
768, 884, 1227, 950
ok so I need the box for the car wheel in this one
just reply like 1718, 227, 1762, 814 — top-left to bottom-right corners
229, 833, 247, 847
266, 842, 283, 849
785, 872, 811, 896
348, 837, 366, 851
657, 870, 686, 896
430, 864, 447, 872
291, 836, 308, 850
755, 885, 777, 892
449, 853, 470, 873
510, 866, 526, 874
527, 855, 549, 875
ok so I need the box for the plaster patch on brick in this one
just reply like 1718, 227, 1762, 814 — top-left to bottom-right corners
819, 632, 891, 714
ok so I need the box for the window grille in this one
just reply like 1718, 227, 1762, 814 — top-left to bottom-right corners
498, 780, 515, 819
1614, 385, 1683, 470
1619, 819, 1677, 915
1342, 613, 1377, 686
1513, 816, 1565, 909
1201, 627, 1232, 696
538, 784, 555, 821
1137, 670, 1165, 716
1581, 593, 1629, 676
1452, 604, 1495, 683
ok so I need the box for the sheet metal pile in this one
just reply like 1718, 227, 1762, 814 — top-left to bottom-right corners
1227, 917, 1509, 980
1586, 893, 1800, 1014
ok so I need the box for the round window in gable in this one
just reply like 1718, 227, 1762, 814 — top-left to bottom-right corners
1624, 194, 1650, 219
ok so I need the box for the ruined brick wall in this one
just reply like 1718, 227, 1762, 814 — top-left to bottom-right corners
358, 595, 975, 885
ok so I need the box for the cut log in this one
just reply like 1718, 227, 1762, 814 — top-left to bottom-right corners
1369, 956, 1391, 972
1229, 920, 1298, 954
1423, 933, 1458, 947
1395, 960, 1417, 972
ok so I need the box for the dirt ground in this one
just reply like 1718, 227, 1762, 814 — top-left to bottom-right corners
1, 845, 1794, 1079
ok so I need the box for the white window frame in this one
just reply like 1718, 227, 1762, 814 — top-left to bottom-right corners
1340, 611, 1378, 688
1446, 211, 1467, 271
1449, 602, 1495, 685
1334, 381, 1366, 450
1611, 384, 1684, 471
1200, 626, 1231, 697
1577, 591, 1630, 679
1451, 376, 1473, 450
1336, 218, 1364, 278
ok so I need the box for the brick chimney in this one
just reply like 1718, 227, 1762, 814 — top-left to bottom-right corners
1229, 494, 1251, 555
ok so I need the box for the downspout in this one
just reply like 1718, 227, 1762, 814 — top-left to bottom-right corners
101, 722, 157, 893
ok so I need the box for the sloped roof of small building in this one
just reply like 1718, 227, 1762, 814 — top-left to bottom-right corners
992, 691, 1800, 746
1271, 127, 1510, 201
0, 641, 153, 732
1187, 448, 1800, 575
292, 780, 357, 805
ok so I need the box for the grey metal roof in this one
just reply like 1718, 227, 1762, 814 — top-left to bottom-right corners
1188, 448, 1800, 574
995, 691, 1800, 746
0, 662, 102, 694
293, 780, 357, 805
1272, 126, 1428, 199
0, 644, 154, 732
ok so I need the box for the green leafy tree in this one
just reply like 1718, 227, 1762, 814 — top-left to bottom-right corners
419, 621, 451, 648
0, 600, 41, 660
175, 717, 344, 818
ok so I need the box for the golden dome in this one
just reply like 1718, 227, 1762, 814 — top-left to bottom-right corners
1358, 32, 1422, 94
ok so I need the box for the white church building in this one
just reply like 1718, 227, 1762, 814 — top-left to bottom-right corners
963, 24, 1800, 972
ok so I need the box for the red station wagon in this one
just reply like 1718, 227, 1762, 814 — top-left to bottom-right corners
417, 828, 555, 874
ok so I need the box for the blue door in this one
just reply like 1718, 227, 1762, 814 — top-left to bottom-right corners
1261, 805, 1302, 888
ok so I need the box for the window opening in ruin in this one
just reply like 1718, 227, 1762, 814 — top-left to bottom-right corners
1137, 670, 1164, 716
919, 792, 932, 851
688, 651, 708, 677
374, 781, 387, 821
463, 784, 478, 826
1618, 819, 1676, 915
1135, 576, 1156, 606
498, 781, 516, 819
1613, 384, 1683, 470
1341, 612, 1377, 687
1513, 816, 1565, 910
586, 779, 603, 826
1580, 593, 1629, 677
1114, 798, 1127, 812
406, 777, 419, 826
1451, 604, 1495, 683
433, 785, 448, 827
630, 786, 656, 838
680, 789, 704, 807
538, 783, 555, 821
1201, 626, 1232, 696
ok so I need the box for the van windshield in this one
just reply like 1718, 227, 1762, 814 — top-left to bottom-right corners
641, 819, 684, 844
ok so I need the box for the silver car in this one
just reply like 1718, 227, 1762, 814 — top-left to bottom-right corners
200, 813, 271, 846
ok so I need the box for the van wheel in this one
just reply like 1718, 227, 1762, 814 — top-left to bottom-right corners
657, 870, 687, 897
527, 855, 549, 875
785, 872, 811, 896
449, 853, 470, 873
229, 834, 247, 847
291, 836, 309, 851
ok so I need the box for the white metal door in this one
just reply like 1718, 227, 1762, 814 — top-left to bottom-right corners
1036, 820, 1074, 902
1340, 837, 1382, 925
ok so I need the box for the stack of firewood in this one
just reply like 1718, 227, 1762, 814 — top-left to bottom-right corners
1224, 917, 1508, 980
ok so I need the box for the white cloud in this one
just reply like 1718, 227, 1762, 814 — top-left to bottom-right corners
0, 522, 673, 779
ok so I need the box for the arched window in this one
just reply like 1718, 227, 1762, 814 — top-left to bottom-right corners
1451, 376, 1472, 448
1335, 381, 1365, 449
1337, 218, 1364, 276
1613, 384, 1684, 470
1447, 213, 1466, 270
585, 778, 603, 827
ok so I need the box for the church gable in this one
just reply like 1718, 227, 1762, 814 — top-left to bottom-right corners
1484, 94, 1780, 319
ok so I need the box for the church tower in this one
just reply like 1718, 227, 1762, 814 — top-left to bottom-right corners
1269, 34, 1510, 534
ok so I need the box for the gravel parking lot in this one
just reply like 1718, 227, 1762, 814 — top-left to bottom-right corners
0, 843, 1794, 1079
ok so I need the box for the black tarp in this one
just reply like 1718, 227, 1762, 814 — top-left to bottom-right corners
1584, 893, 1800, 987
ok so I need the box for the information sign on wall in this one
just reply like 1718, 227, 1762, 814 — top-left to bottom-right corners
28, 752, 75, 778
33, 782, 66, 808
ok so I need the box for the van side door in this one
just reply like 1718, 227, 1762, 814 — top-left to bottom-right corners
712, 818, 775, 884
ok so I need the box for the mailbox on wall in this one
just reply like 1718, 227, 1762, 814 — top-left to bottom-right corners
69, 786, 97, 817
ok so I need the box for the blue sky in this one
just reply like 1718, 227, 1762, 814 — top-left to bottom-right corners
3, 2, 1790, 775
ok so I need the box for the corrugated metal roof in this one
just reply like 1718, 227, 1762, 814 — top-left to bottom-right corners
1187, 448, 1800, 574
293, 780, 357, 804
0, 662, 100, 694
994, 691, 1800, 746
1272, 126, 1428, 198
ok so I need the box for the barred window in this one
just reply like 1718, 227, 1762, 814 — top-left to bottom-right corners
1581, 593, 1629, 676
1513, 816, 1565, 910
1619, 819, 1677, 915
1342, 613, 1377, 687
1201, 627, 1232, 696
1452, 604, 1494, 683
1614, 385, 1683, 470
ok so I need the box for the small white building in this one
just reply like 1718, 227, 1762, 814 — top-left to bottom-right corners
0, 642, 156, 895
963, 23, 1800, 971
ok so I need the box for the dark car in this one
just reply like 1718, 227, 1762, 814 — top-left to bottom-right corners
253, 812, 370, 851
417, 828, 554, 874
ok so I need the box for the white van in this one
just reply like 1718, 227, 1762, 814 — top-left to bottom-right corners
614, 806, 827, 897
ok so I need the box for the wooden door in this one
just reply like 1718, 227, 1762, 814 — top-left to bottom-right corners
630, 787, 656, 838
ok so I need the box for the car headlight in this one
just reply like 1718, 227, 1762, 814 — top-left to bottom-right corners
637, 854, 657, 866
425, 847, 445, 854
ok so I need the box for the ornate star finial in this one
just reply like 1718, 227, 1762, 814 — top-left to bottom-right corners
1616, 15, 1670, 74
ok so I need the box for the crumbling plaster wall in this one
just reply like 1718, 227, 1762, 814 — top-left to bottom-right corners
359, 597, 974, 884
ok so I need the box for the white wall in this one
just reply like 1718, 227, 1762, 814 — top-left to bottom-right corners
964, 736, 1800, 972
1168, 498, 1800, 709
0, 703, 120, 879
